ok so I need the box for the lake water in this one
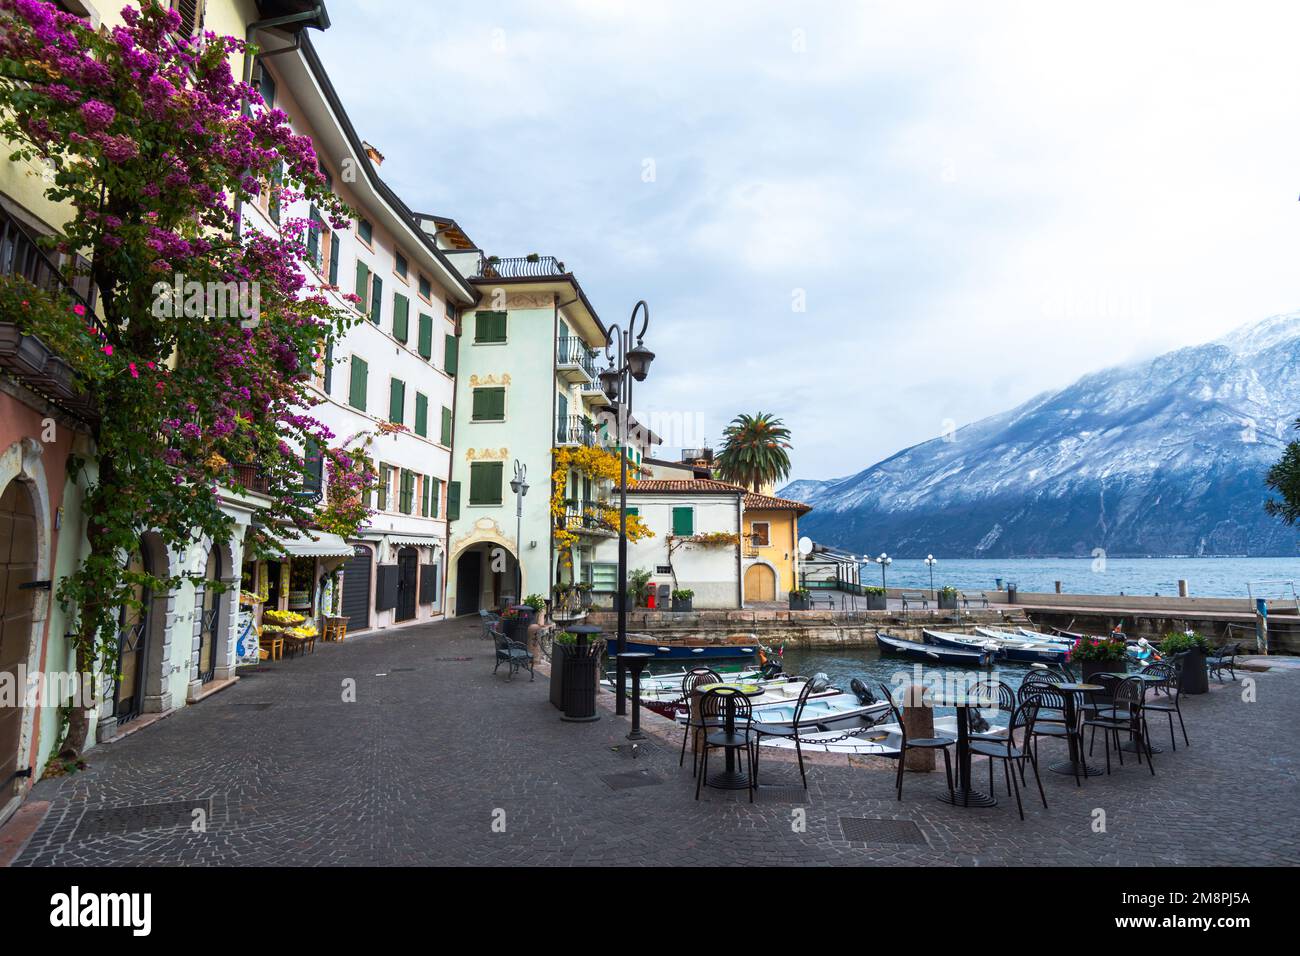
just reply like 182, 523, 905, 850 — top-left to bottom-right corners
858, 557, 1300, 599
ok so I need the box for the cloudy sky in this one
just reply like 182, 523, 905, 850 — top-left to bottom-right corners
315, 0, 1300, 482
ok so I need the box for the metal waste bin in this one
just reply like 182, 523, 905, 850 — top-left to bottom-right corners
1006, 583, 1018, 603
557, 625, 604, 722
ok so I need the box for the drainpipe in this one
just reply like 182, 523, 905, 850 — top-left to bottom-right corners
736, 493, 744, 609
234, 8, 327, 237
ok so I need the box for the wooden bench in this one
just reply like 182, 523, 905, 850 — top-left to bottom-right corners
901, 591, 929, 611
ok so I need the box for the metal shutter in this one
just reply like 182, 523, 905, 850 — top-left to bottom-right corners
341, 548, 372, 632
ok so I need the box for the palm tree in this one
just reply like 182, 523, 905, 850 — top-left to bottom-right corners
715, 413, 793, 492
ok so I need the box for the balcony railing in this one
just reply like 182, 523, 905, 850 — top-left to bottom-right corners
556, 415, 597, 447
475, 254, 567, 280
1, 205, 101, 325
557, 335, 597, 379
559, 500, 616, 536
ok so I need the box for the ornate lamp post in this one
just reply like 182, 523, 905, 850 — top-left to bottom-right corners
876, 552, 892, 593
924, 554, 937, 596
509, 460, 528, 604
601, 301, 654, 715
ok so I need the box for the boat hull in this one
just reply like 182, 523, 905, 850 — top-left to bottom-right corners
613, 638, 757, 660
876, 631, 994, 666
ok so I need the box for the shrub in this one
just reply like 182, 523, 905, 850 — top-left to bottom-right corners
1071, 637, 1128, 663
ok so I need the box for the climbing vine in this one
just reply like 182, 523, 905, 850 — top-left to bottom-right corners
550, 445, 652, 568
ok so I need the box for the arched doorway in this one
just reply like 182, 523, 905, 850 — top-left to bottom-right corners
744, 564, 777, 602
194, 546, 221, 685
0, 480, 37, 802
455, 550, 481, 616
113, 543, 152, 724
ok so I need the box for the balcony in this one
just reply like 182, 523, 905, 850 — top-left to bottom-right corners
474, 254, 567, 280
559, 500, 617, 537
556, 335, 597, 383
556, 414, 598, 448
579, 380, 612, 409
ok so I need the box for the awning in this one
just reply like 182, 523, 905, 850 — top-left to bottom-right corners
388, 534, 444, 549
266, 531, 355, 559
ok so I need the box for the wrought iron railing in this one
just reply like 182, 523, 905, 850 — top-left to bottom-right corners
560, 500, 614, 534
556, 415, 596, 447
475, 254, 567, 279
0, 205, 102, 331
557, 336, 597, 377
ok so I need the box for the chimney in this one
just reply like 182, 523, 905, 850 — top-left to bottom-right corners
362, 141, 385, 167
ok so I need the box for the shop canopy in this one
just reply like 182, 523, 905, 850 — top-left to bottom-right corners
266, 531, 355, 559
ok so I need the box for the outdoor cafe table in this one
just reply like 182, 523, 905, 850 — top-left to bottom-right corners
1047, 683, 1104, 777
1099, 672, 1166, 754
927, 690, 996, 808
698, 682, 763, 791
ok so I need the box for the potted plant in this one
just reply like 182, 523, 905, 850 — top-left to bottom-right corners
499, 604, 535, 646
626, 569, 653, 608
1159, 630, 1211, 694
523, 593, 548, 627
549, 628, 605, 720
937, 585, 959, 610
1070, 636, 1129, 683
576, 581, 594, 608
671, 588, 694, 612
864, 586, 887, 611
788, 587, 811, 611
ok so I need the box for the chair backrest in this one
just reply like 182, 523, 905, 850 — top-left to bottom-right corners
1018, 678, 1064, 712
682, 668, 722, 698
877, 681, 912, 750
1141, 662, 1176, 693
790, 679, 820, 728
1113, 676, 1146, 711
699, 687, 752, 726
491, 628, 509, 654
1012, 692, 1045, 741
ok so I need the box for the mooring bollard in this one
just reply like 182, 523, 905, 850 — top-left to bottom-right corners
1178, 579, 1189, 597
901, 683, 935, 772
618, 652, 653, 740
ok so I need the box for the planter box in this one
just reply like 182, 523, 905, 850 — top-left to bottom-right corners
938, 593, 958, 610
671, 597, 693, 612
1080, 660, 1120, 684
788, 595, 810, 611
1176, 647, 1209, 695
865, 593, 887, 611
550, 640, 603, 719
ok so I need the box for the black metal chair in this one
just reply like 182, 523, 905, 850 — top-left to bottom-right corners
678, 668, 724, 774
1083, 676, 1155, 775
479, 608, 501, 640
695, 687, 756, 802
967, 680, 1016, 794
969, 695, 1047, 820
1140, 662, 1188, 750
1207, 642, 1241, 681
491, 625, 534, 681
1019, 681, 1082, 787
876, 681, 955, 803
750, 679, 819, 789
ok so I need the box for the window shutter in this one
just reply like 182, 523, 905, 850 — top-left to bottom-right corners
375, 565, 399, 611
419, 564, 438, 604
418, 313, 433, 359
348, 356, 368, 410
475, 311, 507, 343
440, 406, 452, 446
392, 293, 409, 342
328, 231, 340, 285
420, 475, 431, 517
672, 507, 694, 536
626, 506, 639, 517
323, 341, 333, 395
354, 261, 370, 313
430, 477, 441, 518
472, 387, 505, 422
447, 482, 461, 521
445, 334, 459, 375
306, 206, 321, 266
378, 464, 390, 511
389, 378, 405, 424
400, 469, 414, 514
414, 393, 428, 437
268, 162, 283, 225
255, 59, 275, 106
303, 438, 324, 496
469, 462, 503, 505
370, 275, 383, 324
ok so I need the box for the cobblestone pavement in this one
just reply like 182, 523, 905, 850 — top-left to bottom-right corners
7, 617, 1299, 866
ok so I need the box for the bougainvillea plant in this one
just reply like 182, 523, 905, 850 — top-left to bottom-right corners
0, 0, 370, 754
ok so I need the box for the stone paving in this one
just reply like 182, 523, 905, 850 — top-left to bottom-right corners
5, 616, 1299, 866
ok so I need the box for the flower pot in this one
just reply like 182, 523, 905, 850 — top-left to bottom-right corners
503, 605, 534, 646
671, 597, 693, 612
1176, 647, 1209, 695
865, 594, 887, 611
938, 593, 958, 610
550, 632, 604, 720
1080, 660, 1117, 684
788, 594, 810, 611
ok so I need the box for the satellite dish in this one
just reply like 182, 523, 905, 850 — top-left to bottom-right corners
798, 536, 813, 556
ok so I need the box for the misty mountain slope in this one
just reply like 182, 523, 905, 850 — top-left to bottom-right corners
782, 313, 1300, 557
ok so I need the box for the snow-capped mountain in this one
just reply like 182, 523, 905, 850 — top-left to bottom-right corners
782, 314, 1300, 557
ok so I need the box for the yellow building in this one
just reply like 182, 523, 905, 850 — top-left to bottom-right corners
741, 490, 811, 603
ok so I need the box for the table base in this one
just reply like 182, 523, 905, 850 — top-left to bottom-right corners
1049, 759, 1103, 777
938, 787, 997, 808
1120, 740, 1162, 755
707, 770, 752, 791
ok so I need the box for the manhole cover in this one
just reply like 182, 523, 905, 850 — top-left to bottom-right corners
610, 742, 659, 758
600, 771, 663, 791
838, 817, 926, 845
75, 799, 213, 839
754, 786, 808, 804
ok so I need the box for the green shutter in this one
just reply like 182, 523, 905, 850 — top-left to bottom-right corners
306, 206, 321, 265
421, 475, 431, 517
400, 469, 415, 514
393, 293, 410, 342
472, 387, 505, 422
447, 481, 461, 521
626, 506, 639, 517
430, 477, 441, 518
440, 406, 452, 446
378, 464, 390, 511
370, 275, 383, 324
348, 356, 368, 410
354, 261, 370, 313
414, 393, 428, 437
445, 333, 459, 375
328, 231, 340, 285
389, 378, 405, 423
475, 310, 507, 343
672, 507, 694, 536
469, 462, 503, 505
418, 313, 433, 359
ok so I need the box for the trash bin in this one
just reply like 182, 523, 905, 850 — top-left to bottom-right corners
1006, 583, 1018, 603
556, 624, 604, 722
647, 591, 656, 609
502, 604, 534, 647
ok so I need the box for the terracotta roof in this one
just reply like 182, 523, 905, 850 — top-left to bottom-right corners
743, 491, 813, 515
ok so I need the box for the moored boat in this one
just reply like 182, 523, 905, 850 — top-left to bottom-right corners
876, 631, 996, 666
612, 636, 758, 660
970, 626, 1073, 663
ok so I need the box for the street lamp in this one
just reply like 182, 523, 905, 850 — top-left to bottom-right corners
876, 552, 892, 592
924, 554, 937, 596
510, 460, 528, 604
603, 300, 653, 716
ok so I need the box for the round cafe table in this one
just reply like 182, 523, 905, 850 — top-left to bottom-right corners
928, 691, 996, 808
1047, 683, 1104, 777
1099, 672, 1165, 754
699, 682, 763, 791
